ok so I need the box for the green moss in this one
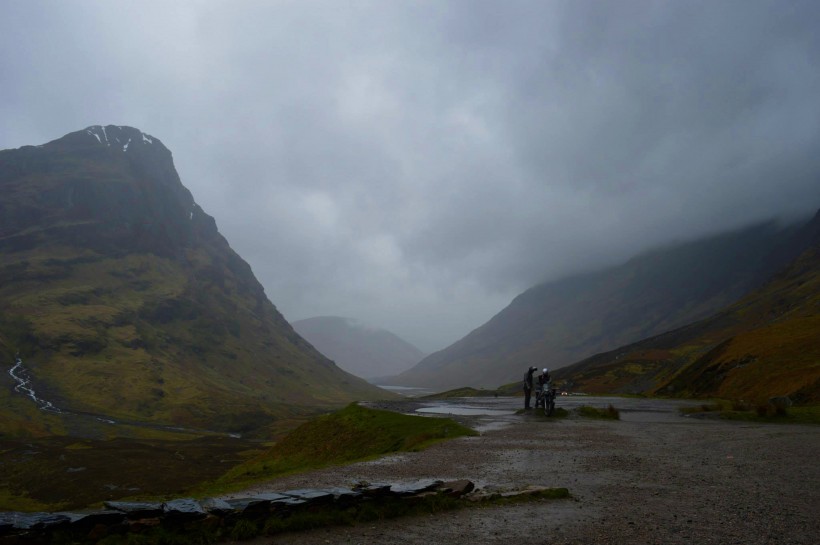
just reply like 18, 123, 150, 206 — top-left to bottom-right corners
788, 406, 820, 423
577, 404, 620, 420
207, 403, 477, 493
1, 218, 392, 436
716, 405, 820, 424
228, 519, 259, 541
680, 400, 820, 424
0, 487, 61, 512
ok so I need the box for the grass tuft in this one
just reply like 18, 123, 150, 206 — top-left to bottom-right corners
679, 399, 820, 423
203, 403, 476, 494
577, 404, 620, 420
228, 519, 259, 541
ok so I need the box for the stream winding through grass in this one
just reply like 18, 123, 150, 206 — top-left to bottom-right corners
9, 355, 62, 413
7, 355, 241, 438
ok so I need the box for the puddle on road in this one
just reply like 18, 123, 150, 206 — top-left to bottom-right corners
415, 402, 519, 434
415, 405, 513, 417
412, 396, 703, 428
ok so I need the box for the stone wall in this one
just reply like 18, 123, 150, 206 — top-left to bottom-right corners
0, 479, 478, 543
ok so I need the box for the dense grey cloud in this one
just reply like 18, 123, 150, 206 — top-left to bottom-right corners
2, 1, 819, 352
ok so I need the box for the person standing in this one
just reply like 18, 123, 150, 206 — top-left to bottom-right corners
523, 366, 537, 409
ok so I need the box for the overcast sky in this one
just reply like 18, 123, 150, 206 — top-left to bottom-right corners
1, 1, 819, 352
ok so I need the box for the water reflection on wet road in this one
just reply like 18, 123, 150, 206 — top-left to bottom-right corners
412, 395, 703, 430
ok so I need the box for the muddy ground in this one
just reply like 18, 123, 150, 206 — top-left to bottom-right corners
0, 434, 261, 510
228, 397, 819, 545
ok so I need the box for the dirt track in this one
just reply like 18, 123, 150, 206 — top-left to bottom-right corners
232, 397, 820, 545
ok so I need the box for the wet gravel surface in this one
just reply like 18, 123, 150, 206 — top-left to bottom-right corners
232, 397, 820, 545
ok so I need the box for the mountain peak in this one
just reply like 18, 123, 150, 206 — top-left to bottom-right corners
36, 125, 171, 161
292, 316, 425, 380
82, 125, 158, 153
0, 127, 388, 435
0, 124, 213, 256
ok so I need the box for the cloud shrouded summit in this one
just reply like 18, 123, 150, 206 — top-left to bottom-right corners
1, 0, 819, 351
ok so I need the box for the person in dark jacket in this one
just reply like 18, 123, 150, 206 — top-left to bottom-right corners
538, 368, 552, 390
523, 366, 537, 409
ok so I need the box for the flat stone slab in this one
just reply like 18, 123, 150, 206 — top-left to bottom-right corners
351, 482, 392, 496
439, 479, 475, 497
225, 497, 272, 514
163, 498, 207, 518
466, 485, 561, 502
200, 497, 235, 515
0, 512, 72, 531
323, 487, 363, 502
104, 501, 164, 519
253, 493, 307, 507
389, 479, 444, 496
282, 489, 335, 504
57, 510, 126, 528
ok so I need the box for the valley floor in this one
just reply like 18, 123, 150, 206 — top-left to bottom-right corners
228, 396, 819, 545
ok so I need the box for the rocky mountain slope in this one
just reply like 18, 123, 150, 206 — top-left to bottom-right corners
394, 218, 809, 390
292, 316, 425, 380
556, 209, 820, 404
0, 125, 388, 436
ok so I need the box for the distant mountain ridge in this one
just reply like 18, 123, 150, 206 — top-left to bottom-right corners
394, 217, 811, 390
292, 316, 425, 380
555, 209, 820, 403
0, 125, 388, 436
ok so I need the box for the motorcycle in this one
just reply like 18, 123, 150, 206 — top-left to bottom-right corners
536, 382, 556, 416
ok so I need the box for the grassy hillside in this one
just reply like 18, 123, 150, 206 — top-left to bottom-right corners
0, 433, 262, 512
0, 403, 475, 512
556, 214, 820, 404
208, 403, 476, 493
0, 126, 391, 437
0, 250, 384, 429
395, 220, 806, 390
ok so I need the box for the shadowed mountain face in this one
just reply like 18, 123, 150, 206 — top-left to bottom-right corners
394, 218, 810, 390
0, 126, 388, 436
556, 210, 820, 404
292, 316, 425, 381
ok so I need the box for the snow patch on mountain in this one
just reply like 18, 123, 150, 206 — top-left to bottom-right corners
85, 125, 157, 152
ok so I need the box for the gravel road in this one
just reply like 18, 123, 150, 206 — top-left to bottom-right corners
231, 397, 820, 545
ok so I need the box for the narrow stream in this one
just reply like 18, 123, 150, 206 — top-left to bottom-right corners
8, 355, 62, 413
7, 355, 242, 438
